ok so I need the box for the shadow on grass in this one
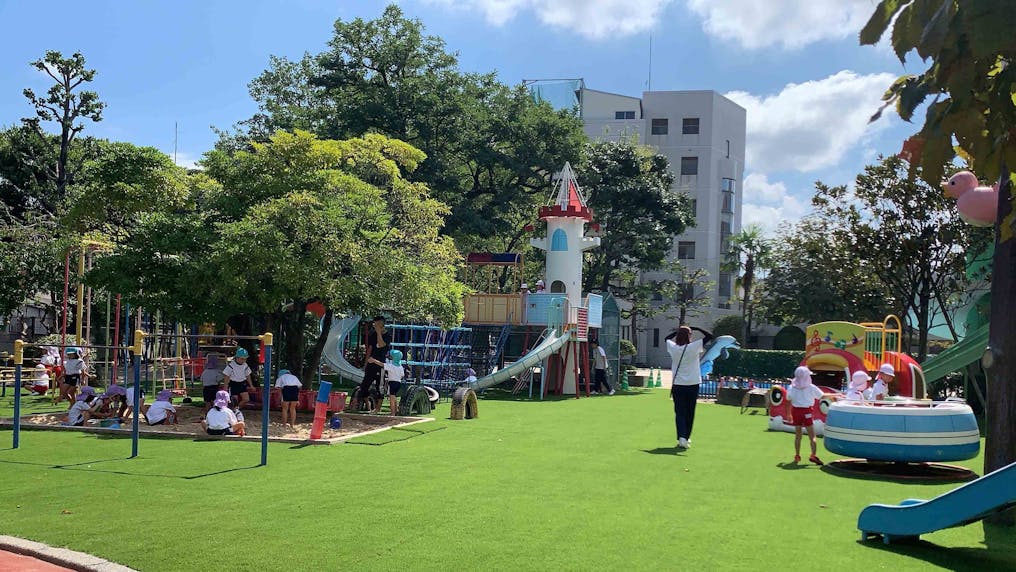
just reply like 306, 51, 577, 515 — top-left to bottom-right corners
0, 455, 261, 479
642, 446, 686, 456
820, 464, 978, 486
856, 533, 1014, 572
475, 387, 655, 403
776, 462, 812, 470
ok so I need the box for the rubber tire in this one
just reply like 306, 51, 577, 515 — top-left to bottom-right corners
451, 387, 478, 420
818, 397, 832, 416
398, 385, 432, 416
768, 385, 786, 408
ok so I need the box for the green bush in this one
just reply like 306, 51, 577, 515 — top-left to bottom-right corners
712, 349, 804, 379
772, 326, 806, 350
619, 339, 637, 357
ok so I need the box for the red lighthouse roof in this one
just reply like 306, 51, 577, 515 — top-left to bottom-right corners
539, 162, 592, 221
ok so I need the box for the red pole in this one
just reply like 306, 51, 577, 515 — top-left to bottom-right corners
61, 251, 70, 351
111, 294, 122, 383
582, 341, 592, 397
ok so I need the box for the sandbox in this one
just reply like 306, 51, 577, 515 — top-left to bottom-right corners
1, 405, 432, 444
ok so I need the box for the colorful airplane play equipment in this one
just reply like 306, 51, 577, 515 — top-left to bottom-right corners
767, 315, 926, 436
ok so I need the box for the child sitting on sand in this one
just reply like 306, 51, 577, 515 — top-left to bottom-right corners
65, 386, 97, 426
202, 390, 246, 436
145, 390, 178, 426
787, 366, 824, 466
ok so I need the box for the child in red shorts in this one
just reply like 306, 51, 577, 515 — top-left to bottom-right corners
788, 366, 824, 465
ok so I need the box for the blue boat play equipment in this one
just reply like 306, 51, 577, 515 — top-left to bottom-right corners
824, 400, 980, 463
858, 461, 1016, 544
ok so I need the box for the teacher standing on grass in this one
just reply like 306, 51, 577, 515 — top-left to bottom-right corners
665, 325, 713, 450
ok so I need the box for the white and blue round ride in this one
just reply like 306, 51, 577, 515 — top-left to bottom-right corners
824, 400, 980, 462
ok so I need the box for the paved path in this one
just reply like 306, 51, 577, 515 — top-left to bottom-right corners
0, 549, 74, 571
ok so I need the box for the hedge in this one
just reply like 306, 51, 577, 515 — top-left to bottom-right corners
712, 349, 804, 379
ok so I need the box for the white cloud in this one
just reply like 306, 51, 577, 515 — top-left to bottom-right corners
725, 70, 896, 173
685, 0, 874, 50
741, 173, 809, 235
427, 0, 673, 39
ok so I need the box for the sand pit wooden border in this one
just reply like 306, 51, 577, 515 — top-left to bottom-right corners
0, 412, 433, 445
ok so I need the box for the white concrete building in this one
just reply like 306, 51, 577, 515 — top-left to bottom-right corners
578, 87, 747, 367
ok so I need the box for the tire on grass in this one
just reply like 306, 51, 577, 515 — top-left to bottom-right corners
398, 385, 432, 416
450, 387, 478, 420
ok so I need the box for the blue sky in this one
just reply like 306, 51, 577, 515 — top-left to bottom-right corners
0, 0, 919, 232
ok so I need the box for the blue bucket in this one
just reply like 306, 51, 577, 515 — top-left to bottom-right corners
329, 416, 342, 430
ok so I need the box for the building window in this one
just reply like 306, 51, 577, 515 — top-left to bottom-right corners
677, 241, 696, 260
719, 272, 732, 298
721, 178, 735, 193
682, 117, 700, 134
721, 178, 735, 214
551, 280, 566, 294
652, 290, 663, 302
653, 328, 660, 348
726, 139, 731, 158
689, 199, 697, 220
551, 228, 568, 251
651, 118, 669, 135
615, 111, 636, 120
621, 326, 631, 341
680, 156, 698, 176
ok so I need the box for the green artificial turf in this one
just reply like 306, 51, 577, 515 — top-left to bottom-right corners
1, 390, 1013, 571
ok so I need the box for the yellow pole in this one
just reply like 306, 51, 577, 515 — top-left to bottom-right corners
75, 247, 85, 345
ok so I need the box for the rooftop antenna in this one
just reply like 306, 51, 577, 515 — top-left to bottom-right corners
648, 33, 653, 92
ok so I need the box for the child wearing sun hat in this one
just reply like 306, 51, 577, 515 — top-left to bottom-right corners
787, 366, 824, 466
377, 350, 406, 416
870, 363, 894, 401
65, 386, 97, 426
845, 370, 870, 402
145, 389, 178, 426
223, 348, 254, 409
202, 390, 245, 436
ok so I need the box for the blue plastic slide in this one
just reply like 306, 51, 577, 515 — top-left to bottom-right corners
858, 461, 1016, 544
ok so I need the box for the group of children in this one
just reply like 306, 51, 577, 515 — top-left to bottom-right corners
784, 362, 898, 466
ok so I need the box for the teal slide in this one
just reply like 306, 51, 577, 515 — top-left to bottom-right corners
858, 461, 1016, 544
920, 322, 989, 383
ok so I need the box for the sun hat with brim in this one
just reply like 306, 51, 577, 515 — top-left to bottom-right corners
103, 385, 127, 398
213, 390, 230, 408
234, 347, 249, 358
849, 371, 871, 391
65, 347, 81, 355
278, 369, 290, 376
791, 366, 813, 389
156, 389, 173, 401
389, 350, 403, 367
467, 368, 476, 377
879, 363, 896, 376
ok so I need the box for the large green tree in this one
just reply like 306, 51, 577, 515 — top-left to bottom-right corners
812, 156, 989, 362
762, 217, 895, 326
21, 51, 104, 204
240, 4, 586, 255
861, 0, 1016, 501
90, 131, 467, 382
577, 139, 693, 293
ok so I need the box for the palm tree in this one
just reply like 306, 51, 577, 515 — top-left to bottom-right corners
722, 225, 773, 346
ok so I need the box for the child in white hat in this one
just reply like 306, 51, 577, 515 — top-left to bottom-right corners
787, 366, 824, 465
845, 371, 870, 402
870, 363, 894, 401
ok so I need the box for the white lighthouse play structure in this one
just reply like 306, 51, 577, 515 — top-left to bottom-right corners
528, 162, 601, 394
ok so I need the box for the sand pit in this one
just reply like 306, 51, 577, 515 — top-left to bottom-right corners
3, 405, 430, 444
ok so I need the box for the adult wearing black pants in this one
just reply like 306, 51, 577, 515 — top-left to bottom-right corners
665, 325, 713, 449
590, 340, 614, 395
351, 315, 391, 412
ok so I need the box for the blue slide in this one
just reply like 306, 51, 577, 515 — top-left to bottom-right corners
858, 461, 1016, 544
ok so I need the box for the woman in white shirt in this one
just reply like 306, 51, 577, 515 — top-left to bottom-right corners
275, 369, 302, 427
146, 390, 178, 426
665, 326, 713, 449
202, 390, 245, 436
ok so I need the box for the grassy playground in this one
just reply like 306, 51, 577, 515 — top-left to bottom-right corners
1, 391, 1013, 572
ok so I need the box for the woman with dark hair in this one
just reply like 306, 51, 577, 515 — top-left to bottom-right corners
665, 325, 713, 449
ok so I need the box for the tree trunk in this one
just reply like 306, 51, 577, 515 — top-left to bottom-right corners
283, 301, 307, 383
985, 168, 1016, 526
916, 289, 931, 362
304, 309, 333, 384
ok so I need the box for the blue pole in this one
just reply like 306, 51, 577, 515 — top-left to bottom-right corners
260, 343, 272, 466
13, 364, 22, 449
131, 354, 141, 458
